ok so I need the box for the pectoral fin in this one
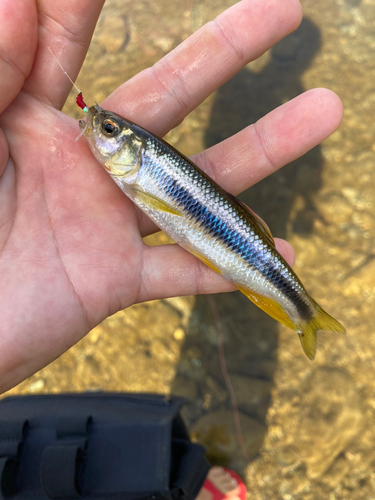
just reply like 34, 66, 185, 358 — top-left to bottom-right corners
130, 186, 182, 216
236, 284, 297, 331
238, 200, 275, 246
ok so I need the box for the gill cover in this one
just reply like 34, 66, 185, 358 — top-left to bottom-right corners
104, 129, 143, 177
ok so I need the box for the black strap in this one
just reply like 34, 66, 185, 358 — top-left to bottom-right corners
170, 440, 210, 500
0, 420, 28, 457
40, 416, 91, 499
41, 445, 84, 499
0, 420, 28, 442
0, 458, 18, 499
0, 420, 29, 500
56, 417, 92, 439
0, 443, 19, 459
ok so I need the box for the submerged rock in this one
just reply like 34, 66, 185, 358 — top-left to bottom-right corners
296, 367, 363, 478
192, 409, 267, 470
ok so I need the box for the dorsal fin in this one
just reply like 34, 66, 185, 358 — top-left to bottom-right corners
238, 200, 275, 246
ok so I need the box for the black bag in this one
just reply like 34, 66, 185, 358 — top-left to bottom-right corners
0, 393, 210, 500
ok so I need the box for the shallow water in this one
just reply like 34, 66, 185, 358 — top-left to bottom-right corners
6, 0, 375, 498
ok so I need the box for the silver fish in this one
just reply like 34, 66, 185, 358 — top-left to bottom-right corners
79, 105, 345, 360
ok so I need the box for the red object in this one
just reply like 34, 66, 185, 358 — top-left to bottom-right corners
76, 92, 87, 110
202, 468, 247, 500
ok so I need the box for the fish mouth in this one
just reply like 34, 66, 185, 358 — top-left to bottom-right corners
79, 118, 86, 131
77, 105, 104, 142
79, 105, 102, 131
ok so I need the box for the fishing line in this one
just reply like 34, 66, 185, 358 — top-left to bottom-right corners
206, 295, 250, 465
47, 47, 89, 114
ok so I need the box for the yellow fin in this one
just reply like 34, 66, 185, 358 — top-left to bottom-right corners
298, 329, 317, 361
238, 200, 275, 246
188, 249, 222, 275
130, 186, 182, 216
236, 285, 297, 330
299, 306, 346, 360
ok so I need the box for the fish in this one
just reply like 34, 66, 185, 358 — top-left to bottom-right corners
79, 104, 345, 360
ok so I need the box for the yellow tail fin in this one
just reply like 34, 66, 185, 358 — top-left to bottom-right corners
299, 306, 346, 360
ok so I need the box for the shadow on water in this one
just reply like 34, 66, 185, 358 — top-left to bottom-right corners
171, 18, 323, 471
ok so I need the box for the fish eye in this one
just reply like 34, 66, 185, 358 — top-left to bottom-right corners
102, 118, 120, 137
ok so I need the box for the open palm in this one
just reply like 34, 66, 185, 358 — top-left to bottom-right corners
0, 0, 343, 393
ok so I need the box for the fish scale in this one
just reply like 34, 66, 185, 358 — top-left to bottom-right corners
80, 104, 346, 360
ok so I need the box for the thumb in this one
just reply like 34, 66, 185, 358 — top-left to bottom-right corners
0, 0, 38, 114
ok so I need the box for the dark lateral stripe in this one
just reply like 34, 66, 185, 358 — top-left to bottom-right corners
156, 167, 302, 300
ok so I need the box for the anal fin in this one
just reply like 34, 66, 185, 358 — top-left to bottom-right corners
236, 284, 297, 331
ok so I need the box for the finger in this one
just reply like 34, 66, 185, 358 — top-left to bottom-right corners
138, 88, 343, 237
137, 238, 294, 303
23, 0, 105, 109
0, 129, 9, 179
191, 88, 344, 193
104, 0, 302, 135
276, 239, 295, 267
0, 0, 37, 114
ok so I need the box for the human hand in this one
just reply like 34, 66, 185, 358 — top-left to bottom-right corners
0, 0, 343, 393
